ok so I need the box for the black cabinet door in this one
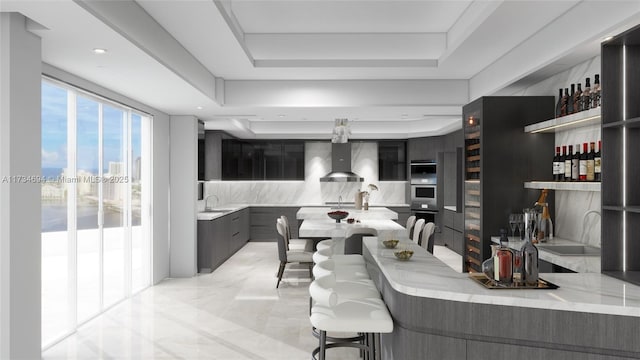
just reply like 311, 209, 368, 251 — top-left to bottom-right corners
283, 143, 304, 179
212, 217, 230, 268
378, 141, 407, 180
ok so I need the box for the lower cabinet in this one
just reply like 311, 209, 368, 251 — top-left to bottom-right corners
443, 209, 464, 255
197, 208, 250, 273
250, 206, 299, 241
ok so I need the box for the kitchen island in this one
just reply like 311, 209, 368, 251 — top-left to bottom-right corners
298, 218, 405, 240
296, 206, 398, 221
363, 237, 640, 359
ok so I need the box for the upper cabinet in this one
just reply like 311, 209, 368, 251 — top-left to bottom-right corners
601, 24, 640, 286
378, 140, 407, 181
221, 139, 305, 180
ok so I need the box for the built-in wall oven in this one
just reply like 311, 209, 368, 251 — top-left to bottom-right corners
410, 160, 438, 224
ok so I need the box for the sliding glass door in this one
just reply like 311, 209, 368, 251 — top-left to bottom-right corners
41, 79, 151, 347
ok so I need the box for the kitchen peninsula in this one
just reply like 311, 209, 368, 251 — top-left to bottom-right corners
363, 237, 640, 359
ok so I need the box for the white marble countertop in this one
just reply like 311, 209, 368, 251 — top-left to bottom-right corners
490, 236, 601, 273
443, 206, 457, 212
298, 219, 406, 239
296, 207, 398, 221
363, 237, 640, 317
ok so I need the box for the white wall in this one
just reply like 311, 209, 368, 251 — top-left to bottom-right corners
0, 12, 42, 359
42, 64, 173, 284
169, 116, 198, 277
507, 56, 602, 247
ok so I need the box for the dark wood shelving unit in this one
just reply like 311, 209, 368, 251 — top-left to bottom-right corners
462, 96, 555, 273
601, 24, 640, 286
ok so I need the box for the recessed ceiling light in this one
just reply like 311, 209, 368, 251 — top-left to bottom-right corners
278, 114, 285, 118
603, 36, 614, 41
93, 48, 107, 54
401, 114, 408, 118
196, 106, 203, 110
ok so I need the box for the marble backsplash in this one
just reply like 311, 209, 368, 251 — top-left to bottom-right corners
198, 141, 407, 210
515, 56, 602, 248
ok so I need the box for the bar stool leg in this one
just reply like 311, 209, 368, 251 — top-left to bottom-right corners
319, 330, 327, 360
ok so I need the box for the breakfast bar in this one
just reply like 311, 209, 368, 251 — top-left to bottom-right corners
362, 237, 640, 360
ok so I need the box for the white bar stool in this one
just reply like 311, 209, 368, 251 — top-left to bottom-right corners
309, 274, 393, 360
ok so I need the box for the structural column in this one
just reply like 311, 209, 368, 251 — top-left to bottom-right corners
169, 115, 198, 277
0, 12, 43, 359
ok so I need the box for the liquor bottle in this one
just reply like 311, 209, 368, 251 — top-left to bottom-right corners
574, 83, 583, 113
594, 140, 602, 181
564, 145, 572, 181
579, 142, 588, 181
553, 146, 561, 181
592, 74, 601, 108
555, 89, 563, 118
535, 189, 553, 242
560, 145, 567, 181
520, 224, 539, 286
587, 142, 596, 181
582, 77, 591, 111
567, 84, 576, 114
561, 88, 569, 117
571, 144, 580, 181
496, 229, 514, 284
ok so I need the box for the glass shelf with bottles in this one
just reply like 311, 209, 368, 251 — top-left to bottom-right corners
524, 107, 601, 134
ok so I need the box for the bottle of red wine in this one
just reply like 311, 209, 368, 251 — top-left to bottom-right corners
582, 78, 591, 111
574, 83, 583, 113
572, 144, 580, 181
568, 84, 576, 114
579, 142, 588, 181
561, 88, 569, 117
553, 146, 561, 181
594, 140, 602, 181
564, 145, 572, 182
555, 89, 563, 118
587, 142, 596, 181
592, 74, 601, 108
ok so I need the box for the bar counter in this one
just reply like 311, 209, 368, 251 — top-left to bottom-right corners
362, 238, 640, 359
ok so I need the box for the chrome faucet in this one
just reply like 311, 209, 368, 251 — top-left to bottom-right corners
580, 209, 601, 246
204, 194, 219, 211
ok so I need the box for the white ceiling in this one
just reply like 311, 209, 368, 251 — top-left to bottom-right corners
3, 0, 640, 139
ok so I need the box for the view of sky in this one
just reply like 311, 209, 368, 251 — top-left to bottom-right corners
42, 81, 142, 174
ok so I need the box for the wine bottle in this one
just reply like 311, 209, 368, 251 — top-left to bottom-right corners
579, 142, 588, 181
555, 89, 563, 118
592, 74, 601, 108
582, 77, 591, 111
561, 88, 569, 117
574, 83, 583, 113
553, 146, 561, 181
594, 140, 602, 181
587, 142, 595, 181
568, 84, 576, 114
571, 144, 580, 181
564, 145, 572, 182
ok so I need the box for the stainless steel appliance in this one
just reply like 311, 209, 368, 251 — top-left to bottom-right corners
410, 161, 437, 185
411, 185, 437, 210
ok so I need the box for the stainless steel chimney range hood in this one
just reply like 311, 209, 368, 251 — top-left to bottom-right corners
320, 142, 363, 182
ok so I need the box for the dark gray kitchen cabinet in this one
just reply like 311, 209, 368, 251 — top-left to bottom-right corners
197, 208, 251, 273
204, 131, 222, 180
222, 140, 305, 180
378, 140, 407, 181
250, 206, 299, 241
442, 209, 464, 255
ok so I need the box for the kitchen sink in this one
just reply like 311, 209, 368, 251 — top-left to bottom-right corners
203, 208, 236, 213
537, 245, 601, 256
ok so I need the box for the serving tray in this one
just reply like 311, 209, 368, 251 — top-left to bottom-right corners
469, 273, 559, 290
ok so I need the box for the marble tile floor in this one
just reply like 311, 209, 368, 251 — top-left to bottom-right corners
43, 242, 359, 359
43, 241, 463, 359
